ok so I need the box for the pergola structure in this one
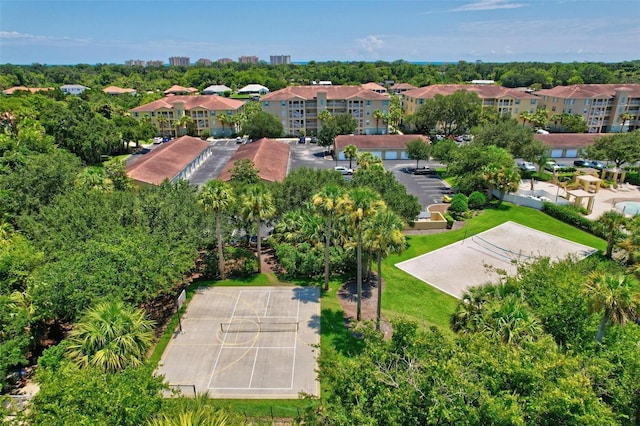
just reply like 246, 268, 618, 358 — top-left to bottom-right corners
600, 168, 627, 184
565, 189, 596, 213
575, 174, 602, 193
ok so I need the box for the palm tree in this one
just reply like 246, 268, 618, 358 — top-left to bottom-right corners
356, 152, 384, 171
583, 272, 640, 343
343, 144, 358, 169
198, 180, 235, 280
373, 109, 383, 134
519, 110, 533, 127
175, 114, 193, 137
482, 165, 521, 206
318, 109, 332, 126
240, 185, 276, 273
362, 207, 406, 330
148, 393, 236, 425
337, 188, 385, 321
156, 116, 169, 136
66, 300, 154, 372
313, 184, 345, 291
218, 113, 229, 136
619, 112, 634, 132
593, 210, 627, 259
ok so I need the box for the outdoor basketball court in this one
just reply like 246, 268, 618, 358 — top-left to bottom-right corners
156, 286, 320, 399
396, 221, 597, 298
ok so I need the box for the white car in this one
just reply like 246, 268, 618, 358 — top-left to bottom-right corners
517, 161, 536, 172
334, 166, 353, 175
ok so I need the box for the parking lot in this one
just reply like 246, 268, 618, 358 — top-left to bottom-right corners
177, 137, 449, 210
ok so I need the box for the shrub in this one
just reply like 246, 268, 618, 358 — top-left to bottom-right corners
624, 172, 640, 186
467, 191, 487, 210
202, 246, 258, 278
542, 202, 594, 234
448, 193, 469, 219
443, 212, 455, 229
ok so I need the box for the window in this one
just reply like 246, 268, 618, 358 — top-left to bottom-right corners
531, 99, 537, 105
150, 112, 155, 117
366, 100, 371, 106
263, 101, 269, 107
210, 111, 215, 116
585, 99, 590, 105
382, 100, 389, 107
552, 106, 556, 112
515, 99, 520, 105
553, 97, 557, 103
281, 101, 286, 107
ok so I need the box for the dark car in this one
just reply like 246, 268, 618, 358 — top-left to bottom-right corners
310, 137, 317, 144
412, 166, 436, 175
573, 159, 592, 167
298, 136, 306, 144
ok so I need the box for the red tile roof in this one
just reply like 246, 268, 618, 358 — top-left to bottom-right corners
336, 134, 430, 150
361, 82, 387, 92
261, 85, 390, 101
533, 133, 600, 149
403, 84, 537, 100
127, 136, 210, 185
534, 84, 640, 99
164, 85, 198, 95
130, 95, 245, 113
103, 86, 136, 94
392, 83, 417, 90
217, 138, 290, 182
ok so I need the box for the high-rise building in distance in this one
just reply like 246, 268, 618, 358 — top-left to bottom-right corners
169, 56, 190, 66
270, 55, 291, 65
146, 60, 164, 67
195, 58, 212, 66
218, 58, 233, 64
238, 55, 259, 64
125, 59, 145, 66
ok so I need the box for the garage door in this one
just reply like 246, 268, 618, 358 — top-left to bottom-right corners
400, 151, 410, 160
369, 151, 383, 159
384, 151, 398, 160
565, 149, 578, 158
338, 152, 346, 161
550, 149, 563, 158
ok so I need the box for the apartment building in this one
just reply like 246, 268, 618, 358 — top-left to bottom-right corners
195, 58, 212, 66
169, 56, 190, 66
130, 95, 245, 138
239, 56, 259, 64
125, 59, 145, 66
260, 85, 391, 136
534, 84, 640, 133
146, 60, 164, 67
402, 84, 539, 120
270, 55, 291, 65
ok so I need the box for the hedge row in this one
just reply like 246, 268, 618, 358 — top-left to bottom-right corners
542, 202, 595, 234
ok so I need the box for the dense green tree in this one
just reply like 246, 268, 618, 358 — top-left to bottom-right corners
229, 158, 260, 185
26, 362, 164, 426
449, 143, 515, 194
405, 137, 431, 169
429, 138, 458, 168
411, 90, 482, 136
66, 300, 154, 372
586, 130, 640, 167
481, 163, 521, 205
272, 167, 344, 215
240, 110, 284, 139
472, 117, 541, 159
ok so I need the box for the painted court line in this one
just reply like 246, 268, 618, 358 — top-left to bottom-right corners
208, 289, 300, 391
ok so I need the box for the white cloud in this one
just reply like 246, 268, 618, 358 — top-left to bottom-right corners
450, 0, 525, 12
0, 31, 90, 46
356, 35, 384, 53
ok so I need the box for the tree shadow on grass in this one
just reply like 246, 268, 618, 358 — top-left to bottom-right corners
320, 308, 364, 357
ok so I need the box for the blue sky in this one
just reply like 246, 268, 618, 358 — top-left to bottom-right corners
1, 0, 639, 64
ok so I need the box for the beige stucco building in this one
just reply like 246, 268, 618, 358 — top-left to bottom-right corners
130, 95, 245, 138
534, 84, 640, 133
260, 85, 392, 136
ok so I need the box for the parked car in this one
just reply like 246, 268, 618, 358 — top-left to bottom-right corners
544, 161, 569, 172
334, 166, 353, 175
412, 166, 436, 175
298, 136, 306, 144
310, 137, 317, 144
517, 161, 536, 172
235, 136, 243, 144
152, 137, 163, 144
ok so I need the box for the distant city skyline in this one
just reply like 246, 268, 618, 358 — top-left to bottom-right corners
1, 0, 639, 65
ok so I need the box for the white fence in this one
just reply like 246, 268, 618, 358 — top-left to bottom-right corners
493, 189, 570, 210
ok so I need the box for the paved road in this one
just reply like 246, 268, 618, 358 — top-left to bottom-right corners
189, 139, 241, 186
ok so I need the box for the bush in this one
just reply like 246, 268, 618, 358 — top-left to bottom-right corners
625, 172, 640, 186
467, 191, 487, 210
542, 202, 594, 234
448, 193, 469, 219
202, 246, 258, 278
443, 212, 455, 229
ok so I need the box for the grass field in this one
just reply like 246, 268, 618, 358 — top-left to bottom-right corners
150, 202, 606, 419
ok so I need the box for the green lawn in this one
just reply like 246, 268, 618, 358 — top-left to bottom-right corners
152, 203, 606, 418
